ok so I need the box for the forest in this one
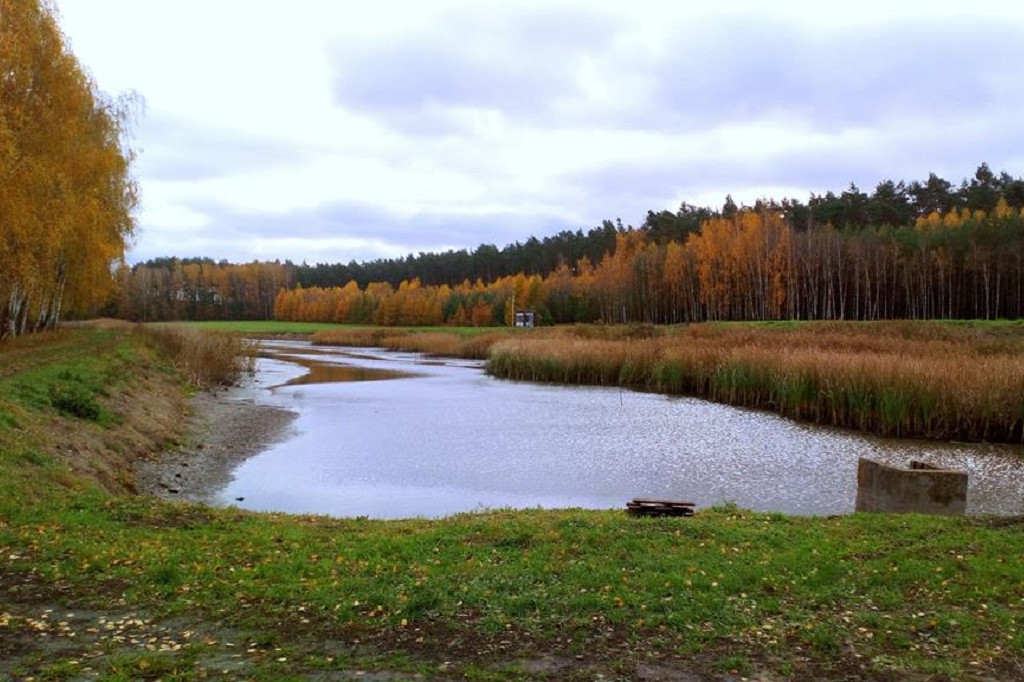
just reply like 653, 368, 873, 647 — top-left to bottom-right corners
112, 164, 1024, 326
0, 0, 137, 338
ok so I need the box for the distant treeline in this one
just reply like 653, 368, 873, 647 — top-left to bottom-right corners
275, 204, 1024, 326
113, 164, 1024, 324
291, 163, 1024, 289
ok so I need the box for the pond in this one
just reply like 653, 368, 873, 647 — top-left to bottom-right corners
217, 340, 1024, 519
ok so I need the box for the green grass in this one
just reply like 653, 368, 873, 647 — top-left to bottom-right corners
0, 329, 156, 508
0, 330, 128, 424
3, 494, 1023, 679
1, 326, 1022, 680
164, 320, 508, 337
930, 318, 1024, 330
159, 320, 348, 334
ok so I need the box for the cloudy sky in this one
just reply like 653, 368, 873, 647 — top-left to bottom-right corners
54, 1, 1024, 265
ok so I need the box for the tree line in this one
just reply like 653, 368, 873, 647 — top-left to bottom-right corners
1, 0, 137, 338
113, 164, 1024, 325
272, 202, 1024, 326
111, 258, 290, 322
290, 163, 1024, 289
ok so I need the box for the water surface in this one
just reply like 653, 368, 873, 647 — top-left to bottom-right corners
220, 340, 1024, 519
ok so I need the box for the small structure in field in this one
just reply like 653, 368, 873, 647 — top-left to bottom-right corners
855, 458, 967, 515
514, 310, 535, 328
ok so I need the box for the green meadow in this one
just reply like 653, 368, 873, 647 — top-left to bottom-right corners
168, 320, 503, 336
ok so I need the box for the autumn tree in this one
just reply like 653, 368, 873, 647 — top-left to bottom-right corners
0, 0, 137, 337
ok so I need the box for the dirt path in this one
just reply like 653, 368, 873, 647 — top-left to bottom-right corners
134, 380, 297, 504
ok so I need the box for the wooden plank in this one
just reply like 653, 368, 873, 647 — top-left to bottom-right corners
626, 498, 696, 517
628, 498, 695, 507
626, 506, 695, 517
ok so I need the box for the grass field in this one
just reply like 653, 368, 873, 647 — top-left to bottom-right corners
167, 320, 506, 337
161, 320, 349, 334
0, 325, 1022, 679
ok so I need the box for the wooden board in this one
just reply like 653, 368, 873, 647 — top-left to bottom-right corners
626, 498, 696, 517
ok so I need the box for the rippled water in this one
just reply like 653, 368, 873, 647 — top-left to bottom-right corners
218, 340, 1024, 518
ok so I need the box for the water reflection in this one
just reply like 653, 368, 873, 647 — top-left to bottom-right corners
221, 340, 1024, 519
268, 352, 418, 386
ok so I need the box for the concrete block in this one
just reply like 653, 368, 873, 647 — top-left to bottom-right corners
855, 458, 967, 515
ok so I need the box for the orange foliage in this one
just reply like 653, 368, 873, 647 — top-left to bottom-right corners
1, 0, 137, 336
270, 206, 1024, 326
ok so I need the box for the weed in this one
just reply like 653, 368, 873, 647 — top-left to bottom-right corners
18, 449, 50, 466
0, 407, 16, 429
49, 379, 102, 420
149, 562, 181, 587
714, 654, 752, 675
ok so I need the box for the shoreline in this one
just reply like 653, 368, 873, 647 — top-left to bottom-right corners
134, 379, 297, 504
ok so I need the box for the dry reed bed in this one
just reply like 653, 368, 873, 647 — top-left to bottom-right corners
140, 326, 257, 388
487, 323, 1024, 443
312, 328, 505, 360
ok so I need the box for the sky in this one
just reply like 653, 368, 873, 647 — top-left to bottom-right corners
53, 0, 1024, 266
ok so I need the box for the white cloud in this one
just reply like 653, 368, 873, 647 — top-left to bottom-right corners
53, 0, 1024, 264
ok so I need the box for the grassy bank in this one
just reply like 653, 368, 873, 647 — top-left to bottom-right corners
0, 324, 252, 503
0, 326, 1023, 680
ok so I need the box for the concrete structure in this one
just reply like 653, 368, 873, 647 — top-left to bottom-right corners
855, 458, 967, 515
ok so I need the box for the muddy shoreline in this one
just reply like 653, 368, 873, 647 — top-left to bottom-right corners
134, 380, 297, 504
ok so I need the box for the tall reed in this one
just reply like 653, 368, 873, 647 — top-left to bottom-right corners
141, 326, 258, 388
487, 322, 1024, 443
312, 329, 507, 360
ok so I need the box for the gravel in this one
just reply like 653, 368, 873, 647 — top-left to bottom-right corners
134, 382, 297, 504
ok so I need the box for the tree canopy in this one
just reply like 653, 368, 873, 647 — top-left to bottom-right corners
282, 164, 1024, 292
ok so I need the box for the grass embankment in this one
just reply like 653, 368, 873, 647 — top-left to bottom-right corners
1, 324, 1022, 680
0, 324, 251, 502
